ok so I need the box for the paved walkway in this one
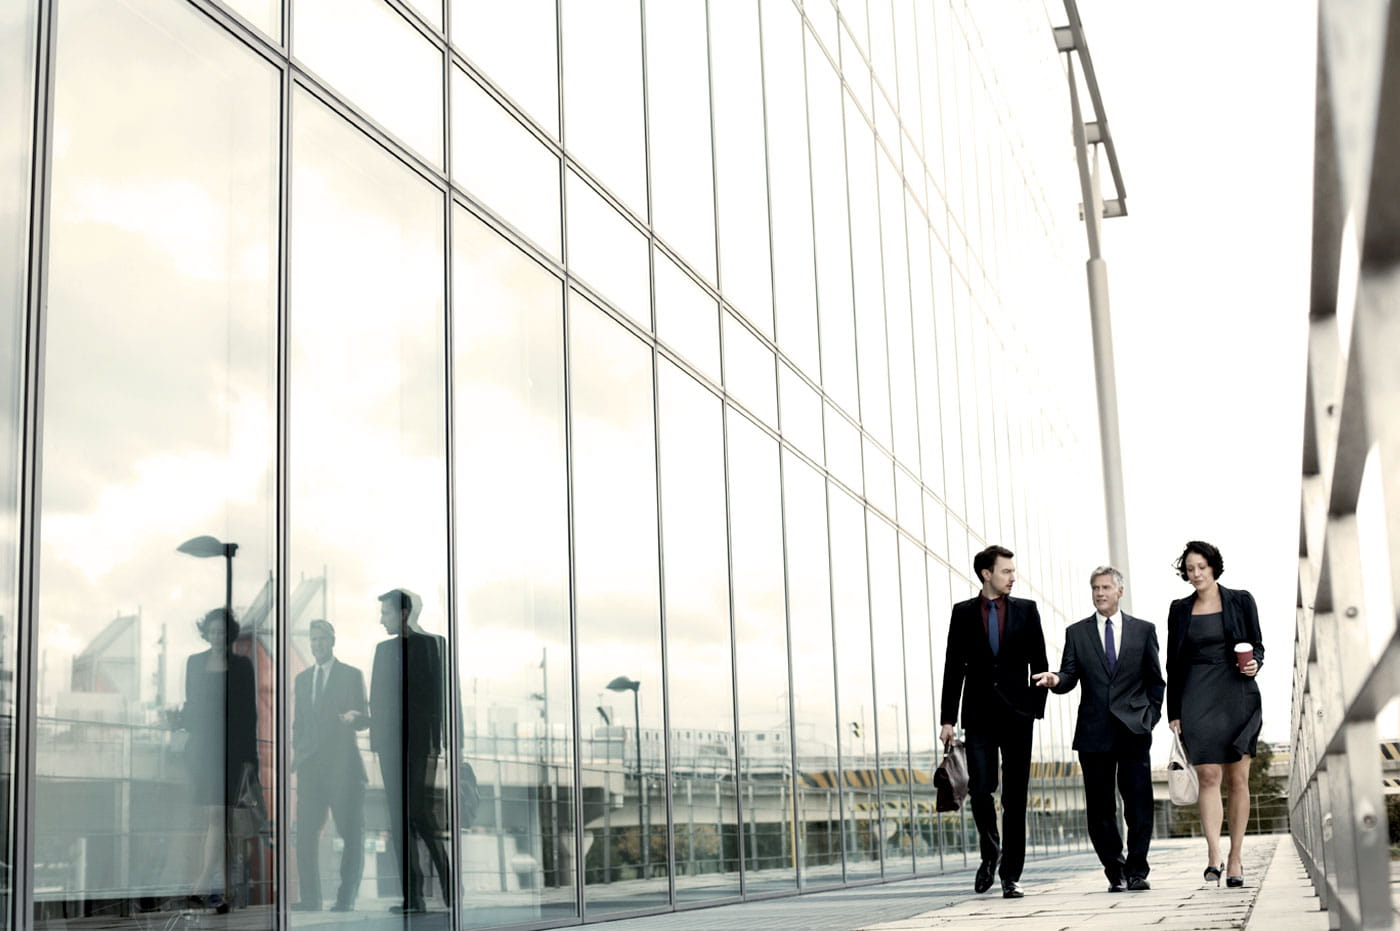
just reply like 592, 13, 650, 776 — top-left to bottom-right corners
601, 836, 1330, 930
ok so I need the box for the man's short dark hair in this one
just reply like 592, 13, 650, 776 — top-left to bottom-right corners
1174, 540, 1224, 581
973, 545, 1014, 580
378, 589, 412, 615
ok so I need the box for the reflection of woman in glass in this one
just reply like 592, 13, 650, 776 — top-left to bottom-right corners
1165, 541, 1263, 889
183, 608, 258, 910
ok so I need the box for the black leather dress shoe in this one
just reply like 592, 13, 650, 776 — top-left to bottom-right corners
1107, 877, 1126, 892
1002, 881, 1024, 898
1127, 876, 1151, 891
974, 859, 997, 893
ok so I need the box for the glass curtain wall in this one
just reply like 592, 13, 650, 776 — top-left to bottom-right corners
6, 0, 1108, 927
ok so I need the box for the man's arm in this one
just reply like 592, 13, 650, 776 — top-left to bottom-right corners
1035, 630, 1080, 693
1143, 622, 1165, 718
938, 611, 965, 743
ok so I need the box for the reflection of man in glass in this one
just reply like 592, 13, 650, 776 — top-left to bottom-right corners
367, 589, 450, 914
183, 608, 258, 912
292, 620, 368, 912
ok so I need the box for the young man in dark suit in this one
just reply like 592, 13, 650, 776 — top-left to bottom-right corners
939, 545, 1049, 898
1034, 566, 1164, 892
291, 619, 369, 912
366, 588, 451, 914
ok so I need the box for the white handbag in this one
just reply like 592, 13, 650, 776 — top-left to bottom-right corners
1167, 729, 1199, 806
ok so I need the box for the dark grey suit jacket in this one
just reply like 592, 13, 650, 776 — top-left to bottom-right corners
1050, 613, 1164, 752
292, 659, 368, 785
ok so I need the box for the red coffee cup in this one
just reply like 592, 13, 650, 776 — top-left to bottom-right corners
1234, 642, 1253, 672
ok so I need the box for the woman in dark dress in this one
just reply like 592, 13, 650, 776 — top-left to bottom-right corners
1166, 541, 1263, 889
184, 608, 259, 909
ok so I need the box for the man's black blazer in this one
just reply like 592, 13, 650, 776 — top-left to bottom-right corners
1165, 584, 1263, 722
1050, 614, 1164, 752
292, 659, 368, 784
941, 595, 1049, 732
369, 630, 444, 758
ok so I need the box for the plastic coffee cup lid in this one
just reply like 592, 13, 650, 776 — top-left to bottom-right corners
1234, 642, 1252, 652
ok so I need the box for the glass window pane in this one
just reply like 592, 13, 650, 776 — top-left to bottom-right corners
895, 465, 922, 540
782, 452, 841, 888
657, 363, 739, 901
644, 0, 716, 280
36, 1, 278, 922
899, 537, 938, 873
569, 293, 669, 913
566, 170, 650, 330
828, 489, 879, 877
867, 515, 909, 876
295, 0, 445, 167
806, 29, 857, 413
863, 437, 895, 518
224, 0, 279, 40
451, 68, 561, 258
760, 0, 819, 376
879, 152, 920, 469
451, 0, 559, 135
453, 207, 576, 924
845, 94, 892, 446
727, 413, 795, 893
722, 312, 777, 429
0, 2, 32, 919
560, 0, 646, 214
824, 403, 862, 495
778, 363, 823, 466
404, 0, 441, 30
290, 87, 450, 918
709, 1, 773, 335
908, 195, 944, 494
654, 249, 720, 382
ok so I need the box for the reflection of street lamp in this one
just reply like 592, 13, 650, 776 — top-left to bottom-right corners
606, 675, 646, 880
177, 535, 239, 622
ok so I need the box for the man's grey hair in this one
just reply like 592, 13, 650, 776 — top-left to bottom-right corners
1090, 565, 1125, 589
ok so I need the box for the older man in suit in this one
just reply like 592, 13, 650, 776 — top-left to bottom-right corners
1034, 566, 1164, 892
939, 545, 1049, 899
292, 619, 368, 912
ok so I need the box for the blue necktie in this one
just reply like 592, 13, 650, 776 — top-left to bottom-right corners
988, 602, 1000, 656
1104, 618, 1117, 674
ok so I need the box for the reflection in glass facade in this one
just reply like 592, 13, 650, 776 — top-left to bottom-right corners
6, 0, 1109, 926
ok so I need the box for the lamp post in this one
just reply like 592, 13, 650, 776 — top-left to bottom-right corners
606, 675, 646, 880
177, 535, 239, 622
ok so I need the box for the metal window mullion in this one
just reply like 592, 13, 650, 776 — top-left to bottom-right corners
553, 0, 590, 916
859, 510, 883, 878
440, 0, 463, 918
637, 0, 679, 903
820, 478, 849, 883
273, 1, 294, 919
720, 403, 747, 897
14, 1, 57, 928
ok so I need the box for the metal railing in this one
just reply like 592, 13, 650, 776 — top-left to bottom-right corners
1291, 2, 1400, 928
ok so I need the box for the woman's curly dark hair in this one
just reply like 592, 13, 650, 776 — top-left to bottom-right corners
1174, 540, 1224, 581
196, 607, 240, 646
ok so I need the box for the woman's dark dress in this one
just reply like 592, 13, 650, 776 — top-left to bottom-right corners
184, 649, 259, 806
1180, 611, 1262, 764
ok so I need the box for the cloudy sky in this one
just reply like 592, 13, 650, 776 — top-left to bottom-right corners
1075, 0, 1318, 746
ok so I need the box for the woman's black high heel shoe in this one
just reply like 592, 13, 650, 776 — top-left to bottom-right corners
1204, 864, 1223, 885
1226, 869, 1244, 888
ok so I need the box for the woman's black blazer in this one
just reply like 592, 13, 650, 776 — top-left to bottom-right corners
1165, 583, 1263, 722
